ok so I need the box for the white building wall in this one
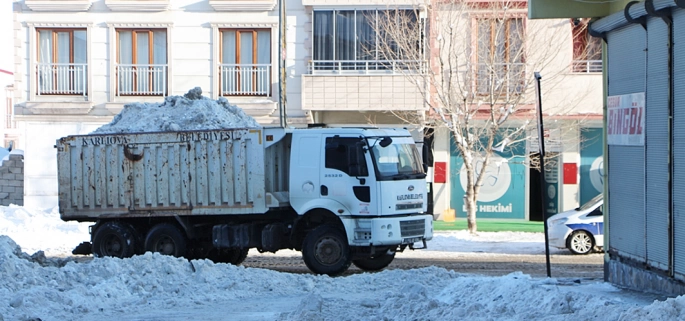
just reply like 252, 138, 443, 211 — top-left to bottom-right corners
13, 0, 305, 208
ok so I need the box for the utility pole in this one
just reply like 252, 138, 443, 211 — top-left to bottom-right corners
278, 0, 287, 127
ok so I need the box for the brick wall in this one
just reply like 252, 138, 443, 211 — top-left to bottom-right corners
0, 153, 24, 206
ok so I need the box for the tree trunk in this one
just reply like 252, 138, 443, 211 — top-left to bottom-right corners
465, 192, 478, 234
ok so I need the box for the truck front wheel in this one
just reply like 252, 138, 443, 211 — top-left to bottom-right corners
144, 223, 187, 257
302, 224, 351, 276
92, 221, 137, 258
352, 252, 396, 271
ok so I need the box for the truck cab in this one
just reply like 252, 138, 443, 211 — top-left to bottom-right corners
286, 127, 433, 275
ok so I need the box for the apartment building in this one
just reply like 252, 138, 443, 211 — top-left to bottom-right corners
426, 1, 604, 220
10, 0, 602, 217
11, 0, 430, 208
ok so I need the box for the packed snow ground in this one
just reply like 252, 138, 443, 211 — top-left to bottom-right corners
91, 87, 259, 134
1, 204, 683, 321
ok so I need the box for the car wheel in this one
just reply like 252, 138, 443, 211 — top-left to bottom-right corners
91, 221, 137, 258
144, 223, 187, 257
302, 224, 351, 276
566, 230, 594, 255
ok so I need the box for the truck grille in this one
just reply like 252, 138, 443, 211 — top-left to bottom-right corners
396, 203, 423, 210
400, 219, 425, 237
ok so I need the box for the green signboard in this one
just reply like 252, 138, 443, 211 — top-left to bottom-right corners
450, 133, 526, 219
580, 128, 603, 205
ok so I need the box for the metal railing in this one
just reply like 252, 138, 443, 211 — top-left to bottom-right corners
475, 62, 526, 96
572, 60, 603, 73
116, 64, 167, 96
219, 64, 271, 96
309, 60, 426, 74
36, 63, 87, 96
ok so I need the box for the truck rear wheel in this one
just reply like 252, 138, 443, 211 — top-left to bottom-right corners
352, 252, 396, 271
144, 223, 187, 257
92, 221, 137, 258
208, 248, 249, 265
302, 224, 351, 276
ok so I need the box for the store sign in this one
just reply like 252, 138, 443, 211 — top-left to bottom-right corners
607, 92, 645, 146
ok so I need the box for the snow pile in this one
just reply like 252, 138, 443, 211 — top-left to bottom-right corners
92, 87, 259, 134
1, 204, 682, 320
0, 205, 90, 256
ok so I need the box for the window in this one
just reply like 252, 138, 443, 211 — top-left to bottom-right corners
312, 9, 422, 73
475, 18, 525, 95
220, 29, 271, 96
572, 19, 602, 73
116, 29, 167, 96
325, 137, 368, 177
36, 29, 87, 95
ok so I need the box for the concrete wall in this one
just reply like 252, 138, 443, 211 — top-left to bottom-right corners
0, 151, 24, 206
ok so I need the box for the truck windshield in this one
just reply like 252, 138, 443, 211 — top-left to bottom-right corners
370, 137, 426, 180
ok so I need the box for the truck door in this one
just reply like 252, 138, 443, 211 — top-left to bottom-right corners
320, 136, 377, 215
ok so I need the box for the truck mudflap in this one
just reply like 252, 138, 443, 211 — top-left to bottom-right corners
341, 214, 433, 247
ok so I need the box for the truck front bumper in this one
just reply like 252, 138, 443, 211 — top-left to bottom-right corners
342, 215, 433, 247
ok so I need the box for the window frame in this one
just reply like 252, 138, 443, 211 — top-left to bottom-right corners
311, 8, 424, 73
115, 28, 168, 96
219, 28, 272, 96
35, 28, 88, 96
571, 19, 602, 73
472, 15, 527, 96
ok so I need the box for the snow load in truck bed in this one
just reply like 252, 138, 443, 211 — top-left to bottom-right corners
91, 87, 259, 134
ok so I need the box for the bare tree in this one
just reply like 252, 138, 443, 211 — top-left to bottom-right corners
366, 1, 590, 233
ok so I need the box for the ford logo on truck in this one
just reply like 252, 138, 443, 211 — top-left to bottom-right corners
397, 194, 423, 201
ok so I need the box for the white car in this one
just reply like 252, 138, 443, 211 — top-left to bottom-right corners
547, 194, 604, 255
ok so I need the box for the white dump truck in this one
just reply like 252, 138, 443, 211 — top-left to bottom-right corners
56, 126, 433, 275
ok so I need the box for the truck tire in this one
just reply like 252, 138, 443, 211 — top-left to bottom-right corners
92, 221, 137, 258
209, 248, 249, 265
144, 223, 187, 257
302, 224, 351, 276
352, 252, 396, 271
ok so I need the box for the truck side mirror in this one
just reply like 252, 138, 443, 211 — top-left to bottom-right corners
423, 163, 428, 173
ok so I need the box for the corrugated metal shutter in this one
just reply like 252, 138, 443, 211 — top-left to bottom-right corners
645, 17, 670, 270
672, 9, 685, 278
607, 24, 646, 259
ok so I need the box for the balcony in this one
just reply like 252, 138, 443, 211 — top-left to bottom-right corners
116, 64, 167, 96
219, 64, 271, 96
36, 63, 87, 96
572, 60, 603, 73
475, 62, 526, 97
309, 60, 426, 75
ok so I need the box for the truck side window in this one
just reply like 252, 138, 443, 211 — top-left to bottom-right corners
325, 137, 368, 177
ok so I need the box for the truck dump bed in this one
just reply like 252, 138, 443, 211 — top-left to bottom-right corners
56, 128, 280, 221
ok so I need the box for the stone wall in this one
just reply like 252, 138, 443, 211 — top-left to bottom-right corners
0, 153, 24, 206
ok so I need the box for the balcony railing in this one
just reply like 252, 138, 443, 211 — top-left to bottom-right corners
36, 63, 87, 96
220, 64, 271, 96
572, 60, 603, 73
309, 60, 426, 75
116, 64, 167, 96
475, 62, 526, 96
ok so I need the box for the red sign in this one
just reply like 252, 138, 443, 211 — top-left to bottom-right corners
434, 161, 446, 184
563, 163, 577, 185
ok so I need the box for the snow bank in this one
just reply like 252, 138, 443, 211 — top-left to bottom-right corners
92, 87, 259, 134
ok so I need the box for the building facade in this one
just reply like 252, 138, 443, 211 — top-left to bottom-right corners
11, 0, 602, 217
428, 1, 603, 221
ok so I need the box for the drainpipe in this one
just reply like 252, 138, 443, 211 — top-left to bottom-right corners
645, 0, 675, 277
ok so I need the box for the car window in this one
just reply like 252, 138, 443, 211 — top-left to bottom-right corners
587, 205, 603, 217
579, 194, 603, 211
